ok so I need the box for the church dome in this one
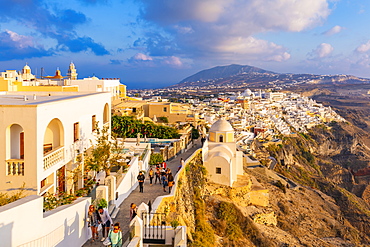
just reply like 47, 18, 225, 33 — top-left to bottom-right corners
23, 64, 31, 70
209, 119, 234, 132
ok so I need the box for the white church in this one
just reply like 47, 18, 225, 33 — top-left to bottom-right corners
203, 118, 244, 187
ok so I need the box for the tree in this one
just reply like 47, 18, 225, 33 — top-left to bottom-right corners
149, 153, 164, 166
112, 115, 180, 139
84, 123, 127, 177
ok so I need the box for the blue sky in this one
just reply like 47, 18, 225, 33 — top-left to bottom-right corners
0, 0, 370, 89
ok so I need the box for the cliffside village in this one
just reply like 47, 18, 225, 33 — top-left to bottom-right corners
0, 64, 348, 246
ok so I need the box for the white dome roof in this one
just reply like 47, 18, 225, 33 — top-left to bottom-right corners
209, 119, 234, 132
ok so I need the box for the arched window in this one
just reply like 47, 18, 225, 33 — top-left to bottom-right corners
43, 118, 64, 154
8, 124, 24, 159
219, 135, 224, 142
103, 103, 110, 124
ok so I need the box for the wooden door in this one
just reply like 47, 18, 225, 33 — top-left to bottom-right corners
20, 132, 24, 159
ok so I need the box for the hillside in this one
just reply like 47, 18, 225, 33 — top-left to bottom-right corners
178, 64, 276, 84
166, 122, 370, 246
170, 64, 369, 89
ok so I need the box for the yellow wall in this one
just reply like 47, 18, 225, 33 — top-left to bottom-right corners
0, 78, 9, 91
16, 85, 79, 92
119, 84, 127, 98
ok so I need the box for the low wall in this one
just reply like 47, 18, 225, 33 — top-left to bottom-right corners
115, 146, 150, 207
0, 195, 91, 247
151, 149, 202, 214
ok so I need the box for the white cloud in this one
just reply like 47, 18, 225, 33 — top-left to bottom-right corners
210, 36, 290, 62
356, 40, 370, 53
139, 0, 330, 62
309, 43, 334, 59
162, 56, 183, 67
323, 25, 344, 35
6, 30, 34, 48
131, 53, 153, 61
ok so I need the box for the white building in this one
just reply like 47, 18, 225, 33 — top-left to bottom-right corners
0, 91, 111, 195
203, 119, 244, 187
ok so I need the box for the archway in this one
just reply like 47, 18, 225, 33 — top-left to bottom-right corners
103, 103, 110, 124
7, 124, 24, 159
43, 118, 64, 154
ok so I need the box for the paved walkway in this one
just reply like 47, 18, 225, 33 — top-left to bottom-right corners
83, 140, 201, 246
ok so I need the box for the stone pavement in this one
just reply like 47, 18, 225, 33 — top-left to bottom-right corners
83, 139, 201, 246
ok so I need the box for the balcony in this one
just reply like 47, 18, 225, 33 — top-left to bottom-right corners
6, 159, 25, 176
43, 146, 64, 170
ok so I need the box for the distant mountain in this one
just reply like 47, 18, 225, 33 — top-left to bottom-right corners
179, 64, 276, 84
169, 64, 370, 88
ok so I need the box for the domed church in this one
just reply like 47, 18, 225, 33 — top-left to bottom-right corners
203, 118, 244, 187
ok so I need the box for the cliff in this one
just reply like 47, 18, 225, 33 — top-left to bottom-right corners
160, 121, 370, 246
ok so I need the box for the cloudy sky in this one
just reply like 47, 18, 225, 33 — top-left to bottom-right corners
0, 0, 370, 88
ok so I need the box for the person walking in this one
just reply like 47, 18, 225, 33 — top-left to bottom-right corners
130, 203, 137, 221
162, 161, 167, 169
149, 168, 154, 186
87, 205, 101, 242
155, 168, 161, 184
178, 158, 184, 171
161, 173, 168, 192
98, 206, 113, 242
106, 222, 123, 247
168, 172, 174, 194
137, 171, 145, 193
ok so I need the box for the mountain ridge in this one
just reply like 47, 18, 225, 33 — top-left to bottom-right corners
170, 64, 370, 88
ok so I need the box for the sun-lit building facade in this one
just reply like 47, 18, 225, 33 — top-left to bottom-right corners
0, 63, 127, 99
0, 91, 111, 196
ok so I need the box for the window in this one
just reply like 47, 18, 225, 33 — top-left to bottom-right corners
92, 115, 96, 132
132, 107, 136, 113
20, 132, 24, 159
216, 167, 221, 174
41, 178, 46, 188
219, 135, 224, 142
74, 122, 79, 142
163, 107, 167, 112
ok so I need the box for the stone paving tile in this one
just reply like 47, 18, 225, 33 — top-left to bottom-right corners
83, 140, 201, 246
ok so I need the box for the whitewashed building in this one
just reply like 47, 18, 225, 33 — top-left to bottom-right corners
0, 91, 111, 195
203, 119, 244, 187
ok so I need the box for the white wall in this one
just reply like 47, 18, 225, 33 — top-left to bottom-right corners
0, 195, 91, 247
114, 145, 150, 206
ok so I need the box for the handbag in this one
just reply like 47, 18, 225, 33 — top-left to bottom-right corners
103, 230, 112, 246
103, 237, 111, 246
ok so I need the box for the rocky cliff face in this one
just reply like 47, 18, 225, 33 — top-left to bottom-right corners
169, 124, 370, 246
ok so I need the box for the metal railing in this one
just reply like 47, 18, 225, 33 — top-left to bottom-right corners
142, 212, 166, 244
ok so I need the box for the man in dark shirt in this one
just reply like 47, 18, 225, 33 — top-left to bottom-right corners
137, 171, 145, 193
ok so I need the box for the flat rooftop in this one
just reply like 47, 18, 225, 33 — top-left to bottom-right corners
0, 92, 107, 106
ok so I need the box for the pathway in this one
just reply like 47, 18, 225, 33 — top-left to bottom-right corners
83, 139, 201, 246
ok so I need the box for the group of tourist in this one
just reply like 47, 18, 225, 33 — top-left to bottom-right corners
87, 158, 185, 245
87, 205, 122, 246
144, 161, 176, 193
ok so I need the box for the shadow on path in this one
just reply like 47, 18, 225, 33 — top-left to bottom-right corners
83, 139, 201, 246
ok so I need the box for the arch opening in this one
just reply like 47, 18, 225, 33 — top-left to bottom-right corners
43, 118, 64, 154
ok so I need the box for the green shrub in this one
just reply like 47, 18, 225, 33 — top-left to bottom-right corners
0, 184, 26, 206
149, 153, 164, 166
98, 198, 108, 209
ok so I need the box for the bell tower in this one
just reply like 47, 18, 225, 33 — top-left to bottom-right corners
67, 62, 78, 80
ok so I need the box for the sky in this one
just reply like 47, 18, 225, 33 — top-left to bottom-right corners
1, 0, 370, 89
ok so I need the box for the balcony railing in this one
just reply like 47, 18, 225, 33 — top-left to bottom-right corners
43, 146, 64, 170
6, 159, 25, 176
